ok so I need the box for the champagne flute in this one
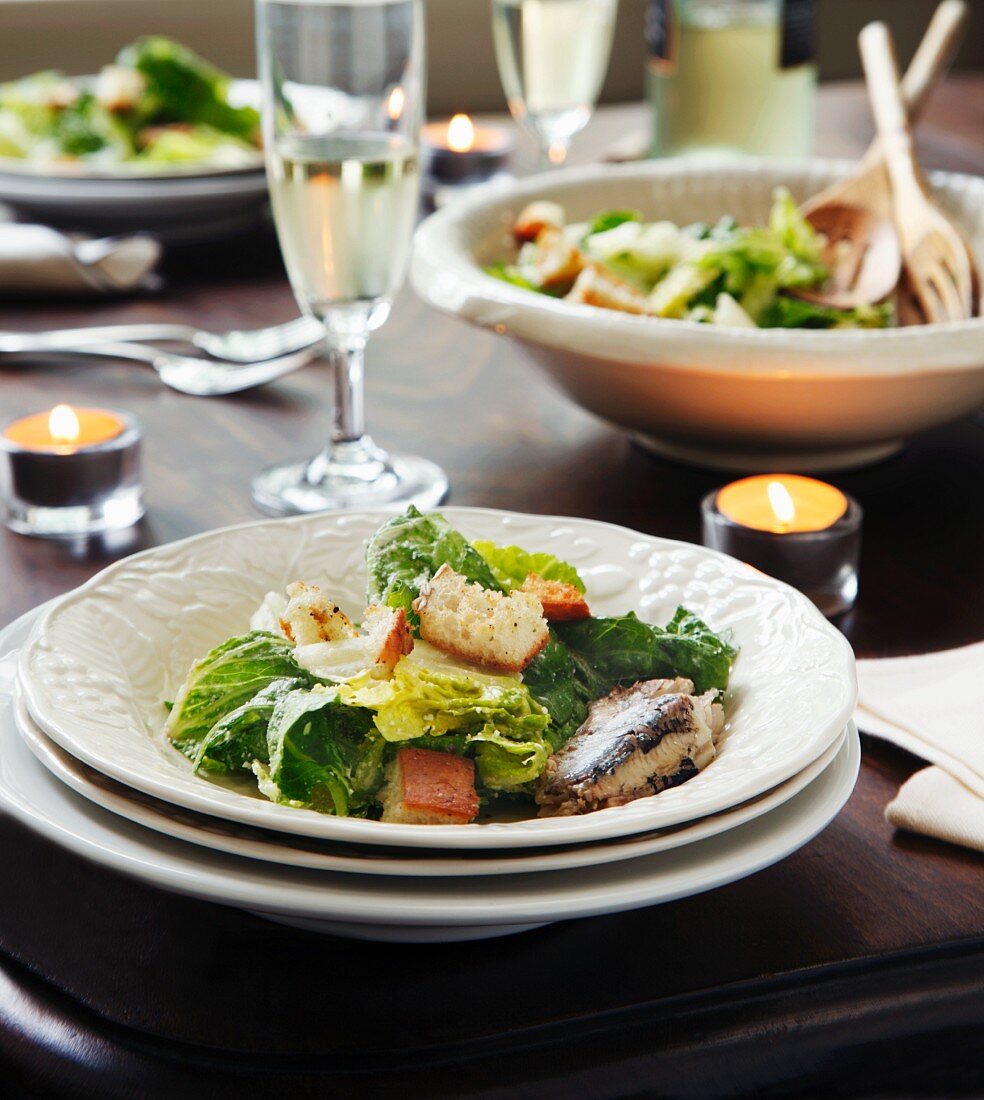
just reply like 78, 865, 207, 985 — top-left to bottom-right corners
253, 0, 447, 515
491, 0, 619, 169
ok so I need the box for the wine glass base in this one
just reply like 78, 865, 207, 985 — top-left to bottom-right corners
251, 450, 449, 517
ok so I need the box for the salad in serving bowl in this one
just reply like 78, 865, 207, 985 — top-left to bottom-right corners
488, 189, 893, 330
165, 507, 737, 825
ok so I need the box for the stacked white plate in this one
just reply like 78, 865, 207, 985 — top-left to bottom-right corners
2, 508, 859, 942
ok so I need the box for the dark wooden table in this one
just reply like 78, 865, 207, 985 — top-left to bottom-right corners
1, 82, 982, 1100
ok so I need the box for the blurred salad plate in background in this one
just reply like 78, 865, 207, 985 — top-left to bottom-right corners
0, 37, 262, 177
0, 39, 268, 242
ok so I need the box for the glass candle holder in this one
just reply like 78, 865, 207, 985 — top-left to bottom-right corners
0, 405, 143, 538
701, 475, 861, 617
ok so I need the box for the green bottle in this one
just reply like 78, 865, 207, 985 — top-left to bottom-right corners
647, 0, 817, 158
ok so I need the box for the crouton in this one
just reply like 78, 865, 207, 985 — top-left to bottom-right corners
279, 581, 356, 646
413, 564, 549, 673
379, 747, 479, 825
513, 200, 565, 242
519, 572, 591, 622
565, 262, 649, 315
531, 226, 585, 289
39, 80, 80, 110
95, 65, 146, 112
362, 604, 413, 673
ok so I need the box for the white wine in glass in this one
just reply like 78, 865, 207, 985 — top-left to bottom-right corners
253, 0, 447, 515
492, 0, 619, 167
268, 134, 420, 314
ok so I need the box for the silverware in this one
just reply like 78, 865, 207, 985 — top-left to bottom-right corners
0, 315, 323, 363
2, 340, 323, 396
860, 21, 978, 322
793, 0, 968, 311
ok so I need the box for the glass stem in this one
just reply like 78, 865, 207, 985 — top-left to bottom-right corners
329, 338, 366, 445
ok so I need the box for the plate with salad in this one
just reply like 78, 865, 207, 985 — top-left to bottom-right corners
0, 37, 262, 177
18, 507, 856, 849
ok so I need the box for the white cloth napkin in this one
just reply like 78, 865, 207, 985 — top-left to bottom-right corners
0, 223, 161, 295
855, 642, 984, 852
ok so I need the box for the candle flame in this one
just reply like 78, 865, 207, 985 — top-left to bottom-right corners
386, 85, 405, 121
48, 404, 80, 445
767, 480, 796, 529
547, 141, 568, 166
447, 113, 474, 153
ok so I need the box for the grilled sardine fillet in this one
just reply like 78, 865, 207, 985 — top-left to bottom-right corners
536, 678, 724, 816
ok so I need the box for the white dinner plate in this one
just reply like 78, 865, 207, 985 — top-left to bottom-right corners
15, 675, 846, 878
0, 604, 860, 941
18, 508, 857, 850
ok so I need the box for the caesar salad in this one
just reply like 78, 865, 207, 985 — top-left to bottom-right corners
164, 508, 737, 825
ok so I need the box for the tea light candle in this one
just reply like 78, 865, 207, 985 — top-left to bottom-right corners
701, 475, 862, 617
422, 114, 514, 186
0, 404, 143, 538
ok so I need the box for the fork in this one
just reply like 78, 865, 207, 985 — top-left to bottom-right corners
0, 315, 324, 364
0, 339, 324, 396
859, 21, 978, 323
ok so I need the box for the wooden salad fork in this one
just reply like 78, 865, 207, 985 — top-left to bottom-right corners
792, 0, 968, 312
859, 20, 978, 323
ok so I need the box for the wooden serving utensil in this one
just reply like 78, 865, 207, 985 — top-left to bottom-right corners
792, 0, 968, 312
860, 20, 978, 323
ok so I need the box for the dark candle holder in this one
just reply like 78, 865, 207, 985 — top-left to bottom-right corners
421, 119, 514, 188
701, 489, 862, 618
0, 410, 144, 538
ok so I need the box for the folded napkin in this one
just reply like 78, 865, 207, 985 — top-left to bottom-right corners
0, 223, 161, 295
855, 642, 984, 853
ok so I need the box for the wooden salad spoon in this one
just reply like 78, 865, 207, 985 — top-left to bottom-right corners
860, 20, 978, 323
792, 0, 968, 312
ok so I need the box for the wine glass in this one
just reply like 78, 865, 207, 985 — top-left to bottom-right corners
491, 0, 619, 169
252, 0, 447, 515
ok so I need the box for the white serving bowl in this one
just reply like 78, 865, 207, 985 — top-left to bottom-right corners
411, 158, 984, 471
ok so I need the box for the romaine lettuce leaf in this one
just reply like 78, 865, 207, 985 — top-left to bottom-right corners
472, 540, 585, 592
472, 733, 550, 792
648, 263, 720, 318
758, 296, 892, 330
589, 210, 640, 235
165, 631, 311, 759
365, 506, 504, 617
341, 644, 551, 793
117, 36, 259, 140
192, 676, 306, 774
256, 686, 375, 816
484, 262, 541, 292
769, 186, 824, 266
523, 608, 737, 745
521, 635, 590, 749
556, 609, 736, 696
139, 123, 256, 165
55, 93, 134, 158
